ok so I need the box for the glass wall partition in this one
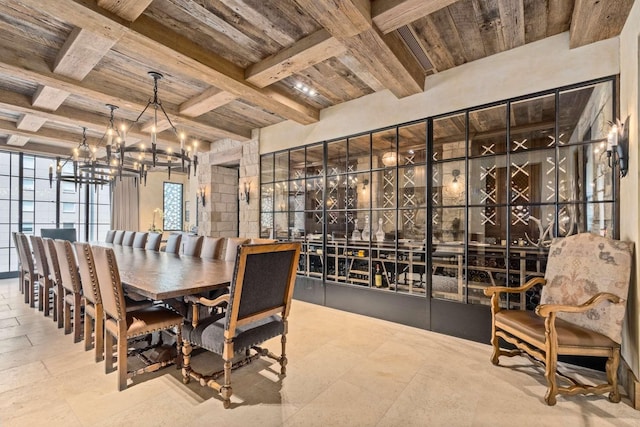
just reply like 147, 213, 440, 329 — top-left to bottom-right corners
260, 77, 618, 310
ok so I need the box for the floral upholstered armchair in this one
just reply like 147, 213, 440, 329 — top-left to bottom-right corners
484, 233, 634, 405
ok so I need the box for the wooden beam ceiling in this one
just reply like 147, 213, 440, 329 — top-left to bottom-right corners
0, 117, 102, 147
372, 0, 460, 34
569, 0, 636, 48
96, 0, 154, 22
179, 88, 238, 118
293, 0, 424, 98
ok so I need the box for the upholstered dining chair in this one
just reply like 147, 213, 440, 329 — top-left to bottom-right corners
220, 237, 250, 261
43, 238, 64, 328
181, 242, 301, 408
30, 235, 53, 316
132, 232, 148, 249
162, 233, 182, 254
53, 239, 83, 343
122, 231, 136, 247
105, 230, 116, 244
249, 238, 277, 244
182, 235, 203, 257
113, 230, 125, 245
74, 242, 105, 362
200, 237, 224, 259
17, 233, 36, 307
145, 232, 162, 251
484, 233, 634, 405
91, 245, 183, 391
11, 232, 23, 294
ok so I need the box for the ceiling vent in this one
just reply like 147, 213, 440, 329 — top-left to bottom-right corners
397, 25, 433, 72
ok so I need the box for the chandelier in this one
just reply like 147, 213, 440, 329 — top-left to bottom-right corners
50, 71, 198, 188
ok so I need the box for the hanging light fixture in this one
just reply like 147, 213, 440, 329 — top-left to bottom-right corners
380, 135, 402, 167
51, 71, 199, 189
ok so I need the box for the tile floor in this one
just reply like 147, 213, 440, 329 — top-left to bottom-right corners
1, 277, 640, 426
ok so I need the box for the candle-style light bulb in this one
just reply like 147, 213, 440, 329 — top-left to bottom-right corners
180, 132, 185, 150
121, 124, 127, 141
107, 128, 113, 146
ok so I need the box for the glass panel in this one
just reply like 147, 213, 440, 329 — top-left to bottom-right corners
432, 241, 464, 301
559, 81, 613, 145
398, 165, 426, 209
346, 171, 370, 210
584, 202, 614, 237
306, 144, 324, 177
305, 177, 324, 211
399, 122, 426, 164
469, 104, 507, 156
372, 128, 397, 169
274, 151, 288, 181
510, 94, 556, 151
348, 134, 370, 172
261, 183, 274, 212
163, 182, 183, 231
558, 144, 613, 202
468, 155, 507, 206
289, 178, 305, 212
509, 204, 555, 247
289, 148, 305, 180
371, 169, 396, 209
433, 113, 466, 161
327, 139, 347, 175
467, 244, 507, 305
260, 212, 273, 237
273, 181, 288, 212
468, 205, 507, 253
274, 212, 288, 239
260, 153, 274, 183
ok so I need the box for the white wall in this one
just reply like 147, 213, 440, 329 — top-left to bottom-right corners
620, 0, 640, 382
138, 170, 188, 236
260, 32, 619, 153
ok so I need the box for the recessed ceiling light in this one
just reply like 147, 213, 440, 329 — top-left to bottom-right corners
295, 82, 303, 89
309, 90, 316, 96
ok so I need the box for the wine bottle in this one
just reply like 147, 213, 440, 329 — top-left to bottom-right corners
375, 264, 383, 288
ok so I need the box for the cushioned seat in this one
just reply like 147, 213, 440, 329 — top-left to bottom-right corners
54, 239, 83, 343
105, 306, 184, 338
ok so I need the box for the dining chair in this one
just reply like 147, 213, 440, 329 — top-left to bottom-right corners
132, 232, 148, 249
12, 232, 23, 294
91, 245, 183, 391
43, 238, 64, 328
122, 231, 136, 246
249, 238, 277, 244
485, 233, 634, 405
220, 237, 250, 261
145, 232, 162, 251
182, 242, 301, 408
54, 239, 83, 343
30, 235, 53, 316
105, 230, 116, 243
200, 237, 224, 259
162, 233, 182, 254
182, 235, 203, 257
17, 233, 36, 307
113, 230, 125, 245
74, 242, 105, 362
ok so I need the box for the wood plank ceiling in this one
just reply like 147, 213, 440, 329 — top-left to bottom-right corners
0, 0, 634, 158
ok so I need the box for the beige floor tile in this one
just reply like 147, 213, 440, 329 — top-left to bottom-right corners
0, 360, 51, 394
1, 401, 83, 427
0, 335, 32, 354
0, 317, 19, 328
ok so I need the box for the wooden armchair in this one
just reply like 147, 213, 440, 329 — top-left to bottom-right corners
484, 233, 633, 405
181, 242, 301, 408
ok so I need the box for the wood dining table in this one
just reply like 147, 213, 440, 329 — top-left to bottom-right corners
93, 243, 236, 300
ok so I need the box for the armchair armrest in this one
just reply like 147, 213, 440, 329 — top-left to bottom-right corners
484, 277, 545, 297
185, 294, 230, 328
535, 292, 623, 317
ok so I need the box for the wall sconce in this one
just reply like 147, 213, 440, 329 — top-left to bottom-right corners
451, 169, 461, 190
607, 117, 629, 178
239, 180, 250, 204
198, 186, 206, 207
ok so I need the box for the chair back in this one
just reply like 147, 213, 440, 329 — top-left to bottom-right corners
92, 245, 126, 322
249, 238, 277, 244
41, 228, 76, 242
105, 230, 116, 243
53, 239, 81, 294
16, 233, 35, 274
145, 232, 162, 251
224, 243, 301, 338
182, 235, 203, 257
122, 231, 135, 246
113, 230, 125, 245
221, 237, 250, 261
540, 233, 634, 343
164, 233, 182, 254
132, 232, 148, 249
29, 235, 50, 280
43, 238, 62, 286
200, 237, 224, 259
74, 242, 102, 305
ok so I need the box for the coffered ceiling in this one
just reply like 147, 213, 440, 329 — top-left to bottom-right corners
0, 0, 634, 157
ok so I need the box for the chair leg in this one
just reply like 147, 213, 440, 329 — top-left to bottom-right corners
280, 331, 288, 375
73, 294, 82, 343
544, 333, 559, 406
84, 312, 93, 352
52, 290, 58, 323
56, 284, 64, 328
607, 348, 621, 403
117, 329, 128, 391
64, 299, 72, 335
105, 330, 114, 374
38, 282, 44, 312
43, 281, 52, 317
221, 358, 233, 409
29, 279, 35, 308
181, 341, 192, 384
95, 313, 104, 363
489, 325, 500, 366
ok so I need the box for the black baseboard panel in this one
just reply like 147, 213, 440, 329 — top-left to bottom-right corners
431, 299, 492, 344
293, 275, 325, 305
325, 281, 429, 329
0, 272, 19, 280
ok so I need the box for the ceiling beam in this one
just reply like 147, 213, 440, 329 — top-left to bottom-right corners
24, 0, 319, 125
17, 114, 47, 132
372, 0, 459, 34
569, 0, 635, 48
245, 29, 347, 88
0, 49, 251, 141
0, 118, 103, 147
6, 135, 30, 146
0, 88, 195, 149
53, 26, 117, 79
32, 85, 70, 111
293, 0, 424, 98
96, 0, 154, 21
179, 87, 238, 118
